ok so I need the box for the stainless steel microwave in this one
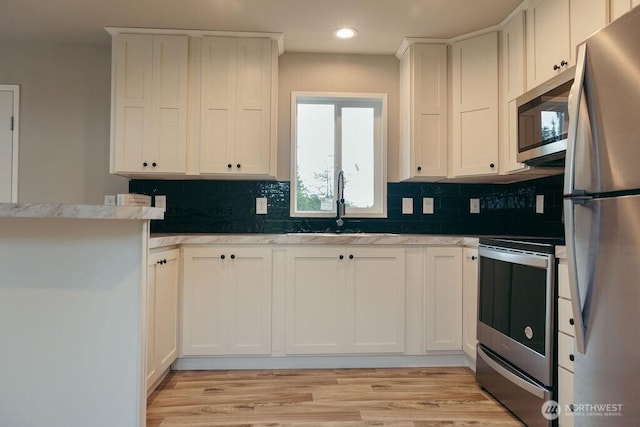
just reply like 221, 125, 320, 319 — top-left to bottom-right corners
516, 66, 575, 167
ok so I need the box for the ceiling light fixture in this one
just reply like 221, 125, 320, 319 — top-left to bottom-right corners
334, 28, 358, 39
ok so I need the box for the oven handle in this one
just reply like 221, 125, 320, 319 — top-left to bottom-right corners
478, 246, 549, 269
477, 346, 547, 399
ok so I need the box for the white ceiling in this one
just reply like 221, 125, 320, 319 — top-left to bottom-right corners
0, 0, 523, 55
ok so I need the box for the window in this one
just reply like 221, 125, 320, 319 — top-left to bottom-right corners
291, 92, 387, 218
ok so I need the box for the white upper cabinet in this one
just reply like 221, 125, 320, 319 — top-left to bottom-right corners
199, 37, 277, 177
610, 0, 640, 21
398, 42, 448, 181
451, 32, 499, 178
111, 34, 188, 175
526, 0, 607, 89
500, 12, 529, 175
109, 29, 281, 179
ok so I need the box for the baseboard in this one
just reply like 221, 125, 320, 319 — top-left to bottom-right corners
171, 353, 471, 371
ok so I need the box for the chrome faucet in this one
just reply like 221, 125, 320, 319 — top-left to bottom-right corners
336, 170, 345, 226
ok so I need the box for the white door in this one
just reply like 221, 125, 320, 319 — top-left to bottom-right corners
0, 85, 18, 202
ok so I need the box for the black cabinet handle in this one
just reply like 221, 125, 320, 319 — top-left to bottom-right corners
339, 255, 344, 260
560, 60, 568, 66
489, 163, 495, 168
471, 256, 477, 261
230, 254, 236, 259
143, 162, 148, 167
236, 164, 241, 169
349, 254, 354, 259
417, 166, 422, 172
227, 163, 232, 169
220, 254, 225, 259
157, 260, 162, 265
569, 318, 575, 326
152, 162, 157, 167
569, 354, 575, 362
553, 64, 561, 70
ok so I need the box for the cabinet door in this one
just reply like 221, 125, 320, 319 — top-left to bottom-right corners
347, 248, 405, 353
145, 260, 157, 385
199, 37, 237, 174
234, 38, 273, 175
424, 247, 463, 351
286, 247, 347, 354
181, 247, 227, 355
112, 34, 188, 175
399, 44, 448, 181
501, 12, 529, 174
570, 0, 608, 50
462, 248, 478, 361
112, 34, 153, 173
558, 366, 575, 427
150, 36, 188, 173
226, 247, 272, 354
182, 247, 272, 356
153, 249, 179, 373
611, 0, 640, 21
526, 0, 571, 89
451, 32, 499, 177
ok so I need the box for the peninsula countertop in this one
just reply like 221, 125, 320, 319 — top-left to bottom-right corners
0, 203, 165, 220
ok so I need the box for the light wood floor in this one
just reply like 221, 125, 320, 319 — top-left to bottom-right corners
147, 367, 524, 426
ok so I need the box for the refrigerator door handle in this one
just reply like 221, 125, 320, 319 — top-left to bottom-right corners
564, 198, 587, 354
564, 43, 587, 196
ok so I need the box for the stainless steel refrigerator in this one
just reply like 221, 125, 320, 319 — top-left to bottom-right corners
564, 5, 640, 426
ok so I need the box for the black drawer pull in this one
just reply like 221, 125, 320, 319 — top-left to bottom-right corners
569, 318, 575, 326
339, 255, 344, 260
220, 255, 225, 259
349, 254, 354, 259
569, 354, 575, 362
230, 254, 236, 259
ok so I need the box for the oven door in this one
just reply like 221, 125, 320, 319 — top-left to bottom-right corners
477, 245, 555, 387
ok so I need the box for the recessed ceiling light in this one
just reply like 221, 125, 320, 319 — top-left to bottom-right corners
334, 28, 358, 39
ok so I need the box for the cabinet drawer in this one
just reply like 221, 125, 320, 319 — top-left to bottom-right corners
557, 261, 570, 299
558, 365, 575, 427
558, 331, 575, 372
557, 297, 575, 337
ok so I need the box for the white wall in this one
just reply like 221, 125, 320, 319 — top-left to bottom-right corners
278, 52, 400, 182
0, 42, 128, 203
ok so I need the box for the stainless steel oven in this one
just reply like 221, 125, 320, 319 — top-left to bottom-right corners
476, 237, 559, 427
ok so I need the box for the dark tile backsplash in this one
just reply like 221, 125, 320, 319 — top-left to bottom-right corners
130, 174, 565, 238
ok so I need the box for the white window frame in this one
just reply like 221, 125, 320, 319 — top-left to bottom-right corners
290, 91, 387, 218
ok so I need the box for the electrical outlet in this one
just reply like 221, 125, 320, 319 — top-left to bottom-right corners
536, 195, 544, 214
256, 197, 268, 215
402, 198, 413, 214
154, 195, 167, 211
423, 197, 434, 214
470, 198, 480, 214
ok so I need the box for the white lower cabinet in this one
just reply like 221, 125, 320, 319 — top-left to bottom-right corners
285, 246, 405, 354
181, 246, 272, 356
424, 247, 463, 351
146, 248, 180, 393
462, 248, 478, 362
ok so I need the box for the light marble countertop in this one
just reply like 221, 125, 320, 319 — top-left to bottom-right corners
0, 203, 165, 220
150, 233, 479, 249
